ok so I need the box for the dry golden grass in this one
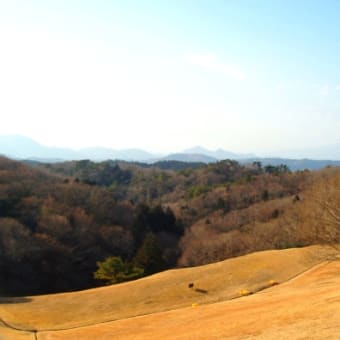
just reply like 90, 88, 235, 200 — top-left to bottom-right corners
0, 322, 34, 340
0, 245, 339, 339
37, 259, 340, 340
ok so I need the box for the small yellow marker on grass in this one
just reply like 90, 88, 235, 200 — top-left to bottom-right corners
191, 303, 199, 308
268, 279, 279, 286
238, 289, 252, 296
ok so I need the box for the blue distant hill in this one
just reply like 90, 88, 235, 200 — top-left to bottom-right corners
1, 135, 339, 170
0, 135, 155, 162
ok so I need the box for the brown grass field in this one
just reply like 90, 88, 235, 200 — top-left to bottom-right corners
1, 245, 339, 339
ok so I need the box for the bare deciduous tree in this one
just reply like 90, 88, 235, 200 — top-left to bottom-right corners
307, 169, 340, 243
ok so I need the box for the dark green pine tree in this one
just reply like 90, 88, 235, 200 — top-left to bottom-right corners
134, 232, 166, 275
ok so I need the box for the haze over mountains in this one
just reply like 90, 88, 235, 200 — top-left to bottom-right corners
1, 135, 340, 170
0, 135, 254, 162
0, 135, 156, 162
183, 146, 255, 160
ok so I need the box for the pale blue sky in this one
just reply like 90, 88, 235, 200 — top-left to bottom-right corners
0, 0, 339, 154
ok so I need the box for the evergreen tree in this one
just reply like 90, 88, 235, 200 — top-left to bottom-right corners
134, 233, 166, 275
94, 256, 144, 284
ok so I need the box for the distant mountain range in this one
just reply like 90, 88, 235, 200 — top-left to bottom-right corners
160, 153, 217, 163
0, 135, 250, 163
183, 146, 255, 160
267, 143, 340, 161
0, 135, 156, 162
238, 158, 340, 171
1, 135, 340, 170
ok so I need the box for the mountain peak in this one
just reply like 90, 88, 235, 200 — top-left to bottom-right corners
183, 146, 254, 160
183, 146, 210, 154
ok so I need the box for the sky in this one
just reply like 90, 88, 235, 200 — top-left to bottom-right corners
0, 0, 340, 155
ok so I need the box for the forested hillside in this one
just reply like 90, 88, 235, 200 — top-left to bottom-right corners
0, 157, 182, 295
0, 157, 339, 295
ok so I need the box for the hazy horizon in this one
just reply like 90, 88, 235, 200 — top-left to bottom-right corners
1, 134, 340, 161
1, 1, 339, 154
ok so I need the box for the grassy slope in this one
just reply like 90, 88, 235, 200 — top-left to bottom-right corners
0, 245, 337, 336
39, 259, 340, 340
0, 322, 34, 340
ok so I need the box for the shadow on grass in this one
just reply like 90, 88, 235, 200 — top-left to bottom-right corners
194, 288, 208, 294
0, 296, 31, 304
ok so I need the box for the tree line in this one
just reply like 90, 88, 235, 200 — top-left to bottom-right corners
0, 156, 339, 295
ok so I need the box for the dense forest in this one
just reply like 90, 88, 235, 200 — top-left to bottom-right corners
0, 156, 339, 296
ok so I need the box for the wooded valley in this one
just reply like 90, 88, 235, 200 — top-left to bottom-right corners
0, 156, 339, 295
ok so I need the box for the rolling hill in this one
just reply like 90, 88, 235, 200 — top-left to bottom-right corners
0, 245, 339, 339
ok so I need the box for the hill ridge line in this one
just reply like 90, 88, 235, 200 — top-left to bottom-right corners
255, 260, 334, 295
0, 315, 38, 339
2, 258, 334, 336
